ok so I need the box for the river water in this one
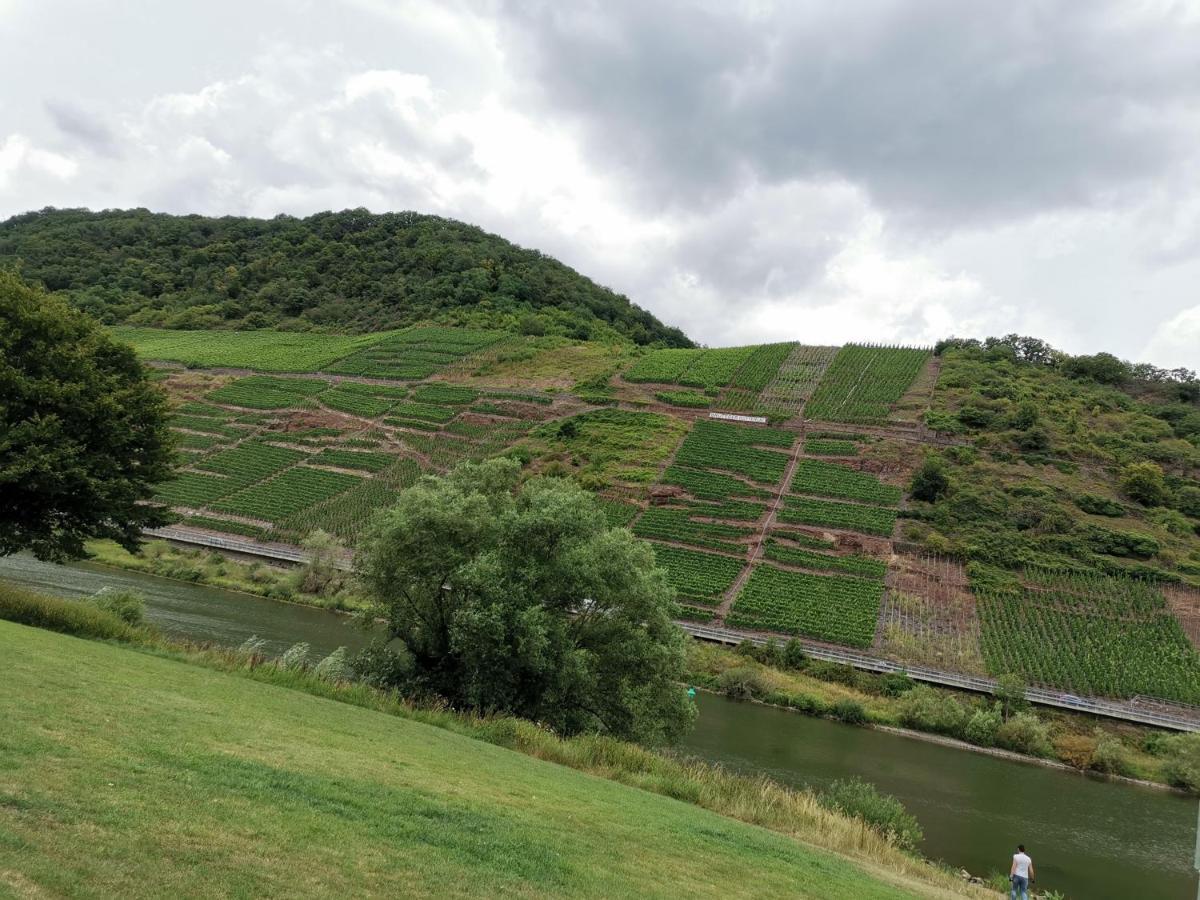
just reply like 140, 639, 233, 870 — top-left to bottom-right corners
2, 553, 1196, 899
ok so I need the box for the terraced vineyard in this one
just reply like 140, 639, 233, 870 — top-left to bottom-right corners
728, 565, 884, 647
651, 544, 744, 605
756, 344, 838, 418
110, 327, 385, 372
804, 344, 932, 424
213, 467, 363, 522
327, 327, 505, 380
633, 508, 754, 554
674, 421, 794, 484
207, 376, 329, 409
778, 496, 897, 536
974, 568, 1200, 704
790, 458, 902, 505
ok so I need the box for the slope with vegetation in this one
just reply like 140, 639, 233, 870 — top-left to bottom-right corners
0, 207, 691, 346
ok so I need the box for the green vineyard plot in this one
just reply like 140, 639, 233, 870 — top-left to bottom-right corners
805, 344, 932, 424
804, 438, 859, 456
778, 496, 897, 536
311, 448, 393, 472
975, 569, 1200, 704
763, 539, 887, 579
790, 458, 901, 506
214, 466, 362, 522
673, 421, 794, 485
728, 565, 884, 647
207, 376, 329, 409
651, 544, 745, 605
110, 327, 386, 372
327, 327, 504, 380
633, 508, 753, 554
661, 466, 772, 501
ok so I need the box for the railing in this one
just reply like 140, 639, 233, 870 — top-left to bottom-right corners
678, 622, 1200, 733
149, 526, 1200, 733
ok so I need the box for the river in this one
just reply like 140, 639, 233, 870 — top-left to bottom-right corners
2, 554, 1196, 899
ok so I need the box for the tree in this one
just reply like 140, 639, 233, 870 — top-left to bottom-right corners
0, 271, 174, 560
1119, 461, 1170, 507
910, 456, 950, 503
994, 674, 1029, 722
354, 458, 695, 743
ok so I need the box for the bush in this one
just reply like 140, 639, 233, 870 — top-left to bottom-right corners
831, 699, 867, 725
314, 646, 351, 682
879, 672, 916, 697
90, 588, 146, 626
1053, 733, 1097, 769
279, 642, 310, 670
910, 457, 950, 502
995, 712, 1052, 757
897, 685, 969, 737
781, 638, 807, 670
0, 584, 145, 642
1074, 494, 1125, 517
1119, 461, 1170, 507
717, 666, 765, 701
822, 777, 923, 851
963, 704, 1002, 747
1160, 734, 1200, 792
350, 641, 414, 689
1089, 731, 1133, 776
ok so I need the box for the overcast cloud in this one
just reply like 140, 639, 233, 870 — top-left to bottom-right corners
2, 0, 1199, 367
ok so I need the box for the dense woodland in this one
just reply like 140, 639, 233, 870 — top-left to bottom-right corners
0, 208, 691, 347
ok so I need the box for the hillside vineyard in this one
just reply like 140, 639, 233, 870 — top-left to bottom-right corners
116, 326, 1200, 711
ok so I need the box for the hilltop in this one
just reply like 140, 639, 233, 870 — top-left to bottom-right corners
0, 620, 966, 899
0, 207, 691, 347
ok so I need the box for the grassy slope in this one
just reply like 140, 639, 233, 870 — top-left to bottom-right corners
0, 622, 948, 900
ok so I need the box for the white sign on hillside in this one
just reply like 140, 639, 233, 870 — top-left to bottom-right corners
708, 412, 767, 424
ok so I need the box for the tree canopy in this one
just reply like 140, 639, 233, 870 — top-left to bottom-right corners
354, 458, 695, 743
0, 207, 692, 348
0, 271, 175, 560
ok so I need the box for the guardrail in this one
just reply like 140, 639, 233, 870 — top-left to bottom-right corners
678, 622, 1200, 733
149, 526, 1200, 733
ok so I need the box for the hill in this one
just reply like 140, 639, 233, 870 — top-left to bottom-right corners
0, 620, 961, 899
0, 207, 691, 347
102, 324, 1200, 716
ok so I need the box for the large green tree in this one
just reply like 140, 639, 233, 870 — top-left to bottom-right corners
0, 271, 175, 560
355, 458, 695, 743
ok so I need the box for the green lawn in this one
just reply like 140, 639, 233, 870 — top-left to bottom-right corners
0, 622, 930, 899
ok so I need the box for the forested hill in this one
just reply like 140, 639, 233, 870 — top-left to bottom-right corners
0, 207, 691, 347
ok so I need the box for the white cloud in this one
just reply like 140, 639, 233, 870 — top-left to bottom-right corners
0, 134, 78, 184
1143, 305, 1200, 372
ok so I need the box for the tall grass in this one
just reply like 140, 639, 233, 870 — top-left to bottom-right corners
0, 583, 149, 643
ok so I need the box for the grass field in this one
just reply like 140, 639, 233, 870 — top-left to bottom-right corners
111, 327, 385, 371
0, 622, 938, 899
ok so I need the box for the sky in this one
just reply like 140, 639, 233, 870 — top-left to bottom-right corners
2, 1, 1199, 368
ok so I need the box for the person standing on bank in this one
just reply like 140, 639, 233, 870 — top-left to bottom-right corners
1009, 844, 1035, 900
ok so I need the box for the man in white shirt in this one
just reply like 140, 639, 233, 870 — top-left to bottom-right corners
1009, 844, 1035, 900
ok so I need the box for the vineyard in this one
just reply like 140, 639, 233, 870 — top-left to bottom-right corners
778, 496, 897, 536
974, 568, 1200, 704
755, 344, 838, 418
651, 544, 744, 605
625, 344, 793, 395
789, 458, 901, 505
325, 327, 506, 380
213, 467, 363, 522
633, 508, 753, 554
207, 376, 329, 410
728, 565, 884, 647
110, 327, 384, 372
804, 344, 932, 424
762, 538, 886, 578
673, 421, 794, 484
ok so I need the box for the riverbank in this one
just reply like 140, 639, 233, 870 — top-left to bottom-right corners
86, 537, 1196, 793
0, 588, 987, 899
684, 641, 1192, 793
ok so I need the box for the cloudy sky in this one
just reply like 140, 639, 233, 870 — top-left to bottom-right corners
3, 0, 1200, 367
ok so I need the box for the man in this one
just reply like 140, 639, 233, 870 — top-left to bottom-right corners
1009, 844, 1035, 900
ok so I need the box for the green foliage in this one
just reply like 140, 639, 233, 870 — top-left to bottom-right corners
792, 458, 901, 505
0, 271, 174, 560
207, 375, 328, 409
1119, 461, 1170, 507
963, 704, 1002, 746
822, 778, 923, 852
660, 465, 771, 500
1074, 493, 1125, 517
805, 345, 932, 424
994, 711, 1053, 757
993, 674, 1029, 720
650, 544, 745, 604
762, 539, 886, 578
1160, 733, 1200, 791
831, 699, 867, 725
897, 686, 970, 736
0, 582, 146, 642
728, 565, 883, 646
2, 208, 690, 346
909, 456, 950, 503
673, 421, 795, 484
654, 389, 712, 408
355, 459, 695, 743
214, 467, 361, 522
633, 508, 753, 553
91, 588, 146, 626
778, 497, 897, 536
804, 438, 859, 456
717, 666, 765, 701
113, 327, 379, 372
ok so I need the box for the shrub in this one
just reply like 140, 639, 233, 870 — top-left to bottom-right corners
879, 672, 916, 697
717, 666, 764, 701
898, 685, 969, 737
1053, 733, 1097, 769
910, 456, 950, 502
822, 778, 923, 851
963, 704, 1002, 747
314, 646, 351, 682
1074, 494, 1125, 517
831, 699, 867, 725
781, 638, 807, 670
995, 712, 1052, 757
1160, 734, 1200, 792
91, 588, 146, 626
239, 635, 268, 657
1089, 731, 1133, 776
350, 641, 414, 689
0, 584, 145, 642
994, 674, 1029, 720
279, 642, 310, 670
1120, 461, 1170, 507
